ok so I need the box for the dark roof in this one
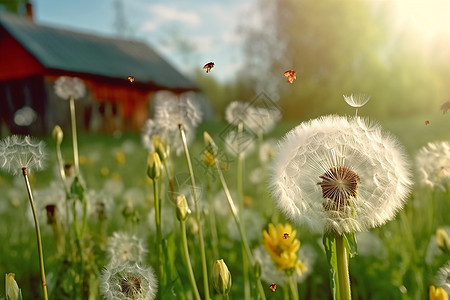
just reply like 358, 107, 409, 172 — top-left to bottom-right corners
0, 12, 197, 91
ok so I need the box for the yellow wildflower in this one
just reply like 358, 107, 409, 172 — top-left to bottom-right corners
430, 285, 449, 300
203, 149, 215, 167
115, 150, 126, 165
263, 223, 307, 275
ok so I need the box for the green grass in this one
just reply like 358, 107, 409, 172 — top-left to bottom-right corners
0, 113, 449, 299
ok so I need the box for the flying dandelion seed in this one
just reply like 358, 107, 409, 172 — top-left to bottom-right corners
269, 283, 277, 292
425, 120, 430, 125
128, 76, 135, 82
270, 115, 412, 234
282, 70, 296, 84
203, 62, 215, 73
441, 101, 450, 114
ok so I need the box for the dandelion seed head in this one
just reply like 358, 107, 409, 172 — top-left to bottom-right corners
54, 76, 86, 100
416, 141, 450, 191
107, 232, 148, 265
101, 262, 158, 300
343, 93, 371, 108
224, 130, 256, 158
0, 135, 47, 175
270, 115, 412, 234
436, 261, 450, 295
142, 92, 202, 156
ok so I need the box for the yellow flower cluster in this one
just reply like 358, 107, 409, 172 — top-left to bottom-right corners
263, 223, 307, 275
430, 285, 448, 300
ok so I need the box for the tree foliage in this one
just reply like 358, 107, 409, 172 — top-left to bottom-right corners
241, 0, 450, 119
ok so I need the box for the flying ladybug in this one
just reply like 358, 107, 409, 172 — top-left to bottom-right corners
203, 62, 215, 73
269, 283, 277, 292
283, 70, 296, 84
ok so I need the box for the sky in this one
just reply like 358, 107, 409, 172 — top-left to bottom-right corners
31, 0, 450, 83
34, 0, 257, 82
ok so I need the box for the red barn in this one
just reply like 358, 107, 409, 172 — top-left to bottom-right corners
0, 11, 199, 135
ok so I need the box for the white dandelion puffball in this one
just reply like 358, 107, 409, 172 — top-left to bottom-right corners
343, 93, 371, 108
415, 141, 450, 191
107, 232, 148, 265
54, 76, 86, 100
101, 262, 158, 300
436, 261, 450, 295
269, 115, 412, 234
0, 135, 47, 175
142, 93, 203, 156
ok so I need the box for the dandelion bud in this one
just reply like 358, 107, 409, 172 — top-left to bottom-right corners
52, 125, 63, 145
203, 149, 215, 167
147, 152, 161, 180
5, 273, 21, 300
436, 229, 450, 253
176, 194, 191, 221
203, 131, 213, 146
212, 259, 232, 296
254, 259, 262, 280
153, 136, 169, 162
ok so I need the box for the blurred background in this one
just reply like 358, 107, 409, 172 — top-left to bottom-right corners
1, 0, 450, 127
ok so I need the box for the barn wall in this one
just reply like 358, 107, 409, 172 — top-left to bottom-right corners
0, 28, 44, 80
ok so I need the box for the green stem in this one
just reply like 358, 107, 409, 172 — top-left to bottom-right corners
237, 123, 251, 299
222, 294, 230, 300
207, 137, 266, 300
153, 178, 164, 284
179, 124, 210, 299
72, 195, 85, 298
69, 96, 80, 176
288, 273, 299, 300
180, 220, 201, 300
335, 234, 351, 300
162, 160, 176, 203
22, 168, 48, 300
283, 282, 289, 300
206, 178, 220, 260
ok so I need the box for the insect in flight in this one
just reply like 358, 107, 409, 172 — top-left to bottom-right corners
203, 62, 215, 73
283, 70, 296, 84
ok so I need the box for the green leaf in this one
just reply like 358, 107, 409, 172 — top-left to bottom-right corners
323, 233, 340, 300
343, 232, 358, 258
161, 233, 186, 300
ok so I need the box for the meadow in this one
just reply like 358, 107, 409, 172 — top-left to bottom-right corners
0, 109, 449, 300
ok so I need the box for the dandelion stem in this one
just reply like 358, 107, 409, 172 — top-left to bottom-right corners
335, 234, 351, 300
162, 160, 176, 203
180, 219, 201, 300
22, 168, 48, 300
69, 96, 80, 176
206, 177, 220, 260
72, 195, 85, 298
153, 177, 164, 285
283, 282, 289, 300
237, 123, 251, 300
288, 273, 299, 300
205, 133, 267, 300
179, 124, 210, 300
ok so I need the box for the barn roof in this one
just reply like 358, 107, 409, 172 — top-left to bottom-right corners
0, 12, 198, 91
